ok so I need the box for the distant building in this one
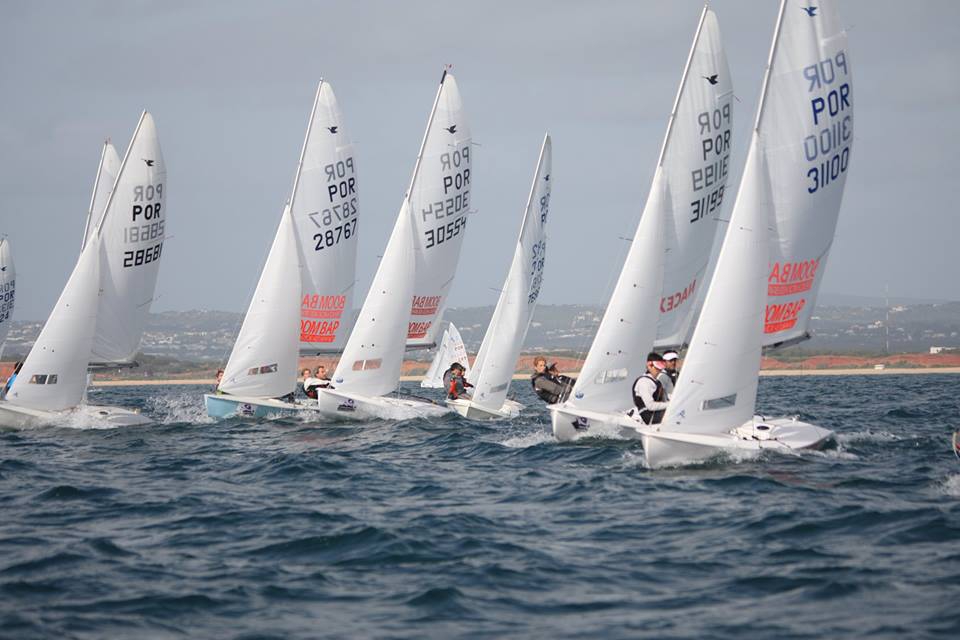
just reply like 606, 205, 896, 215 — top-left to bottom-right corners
930, 346, 958, 354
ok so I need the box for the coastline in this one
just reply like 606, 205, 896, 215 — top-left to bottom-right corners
89, 367, 960, 386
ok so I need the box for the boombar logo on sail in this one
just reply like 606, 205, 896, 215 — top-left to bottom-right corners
301, 294, 346, 343
411, 295, 441, 316
764, 299, 806, 334
768, 259, 819, 296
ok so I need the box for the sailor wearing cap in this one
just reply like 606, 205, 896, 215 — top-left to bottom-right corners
628, 352, 670, 425
657, 350, 680, 399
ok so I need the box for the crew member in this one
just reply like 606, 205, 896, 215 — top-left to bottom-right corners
1, 361, 22, 399
658, 350, 680, 399
444, 362, 472, 400
530, 356, 574, 404
301, 368, 323, 399
314, 365, 332, 389
629, 352, 670, 425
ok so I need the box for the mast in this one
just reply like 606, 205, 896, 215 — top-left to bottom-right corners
288, 79, 324, 212
753, 0, 788, 133
404, 68, 448, 201
82, 140, 110, 251
657, 4, 709, 167
93, 111, 148, 238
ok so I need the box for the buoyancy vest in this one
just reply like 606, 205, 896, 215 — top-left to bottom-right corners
632, 373, 665, 425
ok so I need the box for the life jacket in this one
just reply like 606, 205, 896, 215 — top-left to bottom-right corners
531, 372, 562, 404
632, 373, 665, 425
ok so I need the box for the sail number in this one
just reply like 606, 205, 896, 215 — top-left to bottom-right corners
314, 219, 357, 251
424, 214, 467, 249
528, 239, 546, 304
123, 241, 163, 268
123, 220, 165, 243
308, 197, 357, 228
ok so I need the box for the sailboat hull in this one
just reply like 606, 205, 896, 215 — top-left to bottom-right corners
203, 394, 313, 419
447, 398, 523, 421
641, 416, 834, 468
314, 388, 450, 421
0, 400, 151, 428
550, 404, 645, 442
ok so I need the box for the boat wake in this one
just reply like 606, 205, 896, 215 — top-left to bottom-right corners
941, 474, 960, 497
145, 392, 216, 425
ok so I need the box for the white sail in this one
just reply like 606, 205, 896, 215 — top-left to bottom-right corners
661, 0, 854, 434
566, 173, 666, 413
655, 7, 734, 348
0, 238, 14, 358
291, 81, 359, 352
82, 141, 121, 251
759, 0, 852, 346
330, 201, 415, 396
90, 112, 166, 364
659, 137, 768, 435
7, 236, 102, 411
406, 71, 472, 348
562, 8, 729, 414
421, 323, 470, 389
468, 135, 551, 411
219, 205, 303, 397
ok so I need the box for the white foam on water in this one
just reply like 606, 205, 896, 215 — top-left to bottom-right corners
499, 428, 554, 449
145, 392, 215, 425
941, 474, 960, 497
837, 430, 901, 445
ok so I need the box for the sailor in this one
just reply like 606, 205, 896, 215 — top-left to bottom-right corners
314, 365, 332, 389
530, 356, 574, 404
213, 368, 229, 395
1, 361, 22, 399
628, 352, 670, 425
444, 362, 472, 400
658, 350, 680, 399
301, 367, 323, 399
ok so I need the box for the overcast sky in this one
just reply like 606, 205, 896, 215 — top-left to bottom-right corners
1, 1, 957, 320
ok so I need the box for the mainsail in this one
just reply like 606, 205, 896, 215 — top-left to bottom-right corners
759, 0, 853, 347
654, 7, 734, 348
564, 7, 729, 413
291, 81, 359, 352
90, 112, 166, 364
661, 0, 854, 433
468, 135, 551, 412
0, 238, 14, 358
405, 71, 472, 348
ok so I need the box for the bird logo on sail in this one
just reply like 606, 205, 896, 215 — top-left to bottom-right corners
704, 74, 719, 85
802, 5, 817, 16
445, 125, 457, 134
544, 174, 550, 182
327, 126, 338, 134
143, 159, 155, 167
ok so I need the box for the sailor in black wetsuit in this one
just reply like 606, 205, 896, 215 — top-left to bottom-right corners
628, 352, 670, 425
530, 356, 574, 404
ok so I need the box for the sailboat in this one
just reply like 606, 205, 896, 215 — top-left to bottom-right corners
421, 323, 470, 389
449, 134, 551, 421
552, 6, 733, 441
205, 80, 359, 419
641, 0, 851, 467
315, 69, 470, 420
0, 237, 14, 359
0, 112, 166, 428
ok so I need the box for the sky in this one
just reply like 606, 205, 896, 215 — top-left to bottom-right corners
1, 0, 958, 320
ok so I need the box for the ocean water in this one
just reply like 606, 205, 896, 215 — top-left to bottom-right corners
1, 374, 959, 639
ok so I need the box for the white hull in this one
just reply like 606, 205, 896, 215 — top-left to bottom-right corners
315, 388, 450, 421
550, 404, 645, 442
204, 393, 321, 419
447, 397, 523, 421
0, 400, 151, 428
641, 416, 834, 468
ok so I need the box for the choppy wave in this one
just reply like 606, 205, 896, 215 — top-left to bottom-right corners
1, 376, 959, 638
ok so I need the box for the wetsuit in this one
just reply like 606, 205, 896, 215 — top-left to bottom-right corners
531, 372, 573, 404
632, 374, 668, 425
